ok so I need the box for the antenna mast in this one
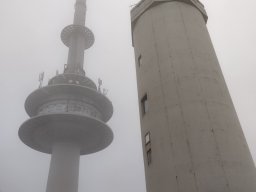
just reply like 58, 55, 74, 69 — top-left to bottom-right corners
61, 0, 94, 75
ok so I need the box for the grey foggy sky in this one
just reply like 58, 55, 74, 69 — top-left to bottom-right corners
0, 0, 256, 192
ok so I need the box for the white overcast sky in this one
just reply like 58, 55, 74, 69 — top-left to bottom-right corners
0, 0, 256, 192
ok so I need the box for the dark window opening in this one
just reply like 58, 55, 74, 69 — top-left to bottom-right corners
141, 94, 148, 116
147, 148, 152, 165
138, 55, 142, 67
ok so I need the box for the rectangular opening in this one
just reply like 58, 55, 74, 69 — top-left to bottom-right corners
141, 94, 148, 116
145, 132, 150, 145
138, 55, 142, 67
146, 148, 152, 165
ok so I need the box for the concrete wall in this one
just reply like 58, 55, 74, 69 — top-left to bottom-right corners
132, 1, 256, 192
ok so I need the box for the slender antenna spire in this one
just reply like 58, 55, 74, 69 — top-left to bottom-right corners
61, 0, 94, 75
74, 0, 87, 25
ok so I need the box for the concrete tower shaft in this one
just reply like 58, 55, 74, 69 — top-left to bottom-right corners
131, 1, 256, 192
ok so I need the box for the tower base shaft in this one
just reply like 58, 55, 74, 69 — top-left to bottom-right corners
46, 143, 80, 192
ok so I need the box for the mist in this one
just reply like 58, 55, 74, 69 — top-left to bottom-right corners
0, 0, 256, 192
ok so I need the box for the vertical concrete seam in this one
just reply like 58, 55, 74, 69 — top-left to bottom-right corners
171, 3, 200, 192
149, 5, 180, 192
178, 3, 231, 191
160, 3, 196, 192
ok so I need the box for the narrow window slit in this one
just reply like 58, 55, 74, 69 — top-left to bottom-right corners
141, 94, 148, 116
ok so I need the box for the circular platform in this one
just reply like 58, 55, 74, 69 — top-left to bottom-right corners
19, 113, 113, 155
61, 25, 94, 49
25, 84, 113, 122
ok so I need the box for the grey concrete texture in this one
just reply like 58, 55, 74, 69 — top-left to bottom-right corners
131, 0, 208, 34
46, 143, 80, 192
131, 1, 256, 192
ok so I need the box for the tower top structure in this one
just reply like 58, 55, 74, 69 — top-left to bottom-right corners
19, 0, 113, 155
131, 0, 208, 45
61, 0, 94, 75
131, 0, 207, 21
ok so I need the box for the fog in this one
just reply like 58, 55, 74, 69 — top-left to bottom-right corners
0, 0, 256, 192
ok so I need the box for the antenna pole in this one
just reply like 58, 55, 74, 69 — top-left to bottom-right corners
74, 0, 87, 25
61, 0, 94, 75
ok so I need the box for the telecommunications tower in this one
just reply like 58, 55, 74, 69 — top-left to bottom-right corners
19, 1, 113, 192
131, 0, 256, 191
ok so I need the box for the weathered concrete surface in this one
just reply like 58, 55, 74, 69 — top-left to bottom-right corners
131, 1, 256, 192
46, 143, 80, 192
